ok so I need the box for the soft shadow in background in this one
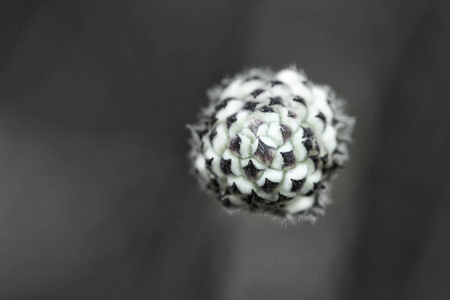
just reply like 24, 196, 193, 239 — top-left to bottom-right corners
0, 1, 448, 299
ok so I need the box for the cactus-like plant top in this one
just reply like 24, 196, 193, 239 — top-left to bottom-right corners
189, 67, 353, 222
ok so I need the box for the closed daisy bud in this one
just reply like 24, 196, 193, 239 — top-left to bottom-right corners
188, 66, 354, 222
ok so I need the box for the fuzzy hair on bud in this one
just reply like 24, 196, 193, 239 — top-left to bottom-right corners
188, 66, 354, 223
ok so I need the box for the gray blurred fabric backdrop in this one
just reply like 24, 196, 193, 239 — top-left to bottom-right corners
0, 1, 449, 299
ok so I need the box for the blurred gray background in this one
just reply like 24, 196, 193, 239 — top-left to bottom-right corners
0, 1, 449, 299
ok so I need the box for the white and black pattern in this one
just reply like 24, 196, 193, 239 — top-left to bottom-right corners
189, 67, 354, 222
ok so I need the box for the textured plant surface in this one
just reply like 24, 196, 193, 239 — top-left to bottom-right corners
189, 67, 353, 222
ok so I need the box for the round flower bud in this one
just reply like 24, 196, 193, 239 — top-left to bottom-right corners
189, 67, 353, 222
